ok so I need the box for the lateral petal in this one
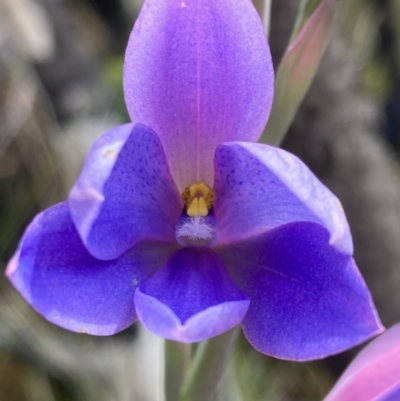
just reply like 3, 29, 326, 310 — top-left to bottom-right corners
213, 142, 352, 255
69, 123, 182, 260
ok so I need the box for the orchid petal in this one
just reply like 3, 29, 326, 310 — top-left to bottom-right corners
124, 0, 274, 190
221, 222, 383, 360
69, 123, 182, 260
323, 324, 400, 401
213, 142, 352, 255
7, 202, 173, 335
381, 387, 400, 401
135, 248, 249, 342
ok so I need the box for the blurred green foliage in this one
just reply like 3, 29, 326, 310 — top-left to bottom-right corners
234, 333, 335, 401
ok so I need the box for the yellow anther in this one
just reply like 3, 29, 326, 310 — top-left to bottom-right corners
187, 197, 208, 217
182, 181, 215, 217
187, 198, 199, 217
197, 197, 208, 216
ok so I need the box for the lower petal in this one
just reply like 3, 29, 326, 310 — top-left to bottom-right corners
220, 222, 383, 360
135, 248, 249, 342
7, 202, 173, 335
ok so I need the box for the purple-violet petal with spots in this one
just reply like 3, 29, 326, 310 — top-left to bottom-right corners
213, 142, 352, 255
135, 247, 249, 342
124, 0, 274, 190
69, 123, 182, 260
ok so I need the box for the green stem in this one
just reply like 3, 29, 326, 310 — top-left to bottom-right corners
164, 340, 191, 401
179, 328, 239, 401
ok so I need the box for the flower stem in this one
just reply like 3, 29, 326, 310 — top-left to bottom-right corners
164, 340, 191, 401
179, 327, 239, 401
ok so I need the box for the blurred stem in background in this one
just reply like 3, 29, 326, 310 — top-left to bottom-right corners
164, 341, 190, 401
260, 0, 336, 146
179, 328, 239, 401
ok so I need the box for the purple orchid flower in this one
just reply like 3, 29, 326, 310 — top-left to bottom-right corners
6, 0, 383, 360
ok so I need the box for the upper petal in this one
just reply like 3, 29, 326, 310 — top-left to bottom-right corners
324, 323, 400, 401
220, 222, 383, 361
7, 202, 174, 335
135, 247, 249, 342
124, 0, 274, 190
213, 142, 352, 254
69, 123, 182, 260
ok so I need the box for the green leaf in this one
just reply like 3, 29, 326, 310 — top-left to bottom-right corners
261, 0, 336, 146
290, 0, 324, 42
